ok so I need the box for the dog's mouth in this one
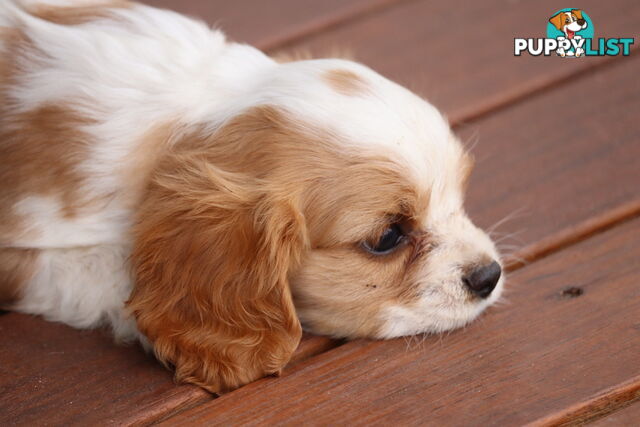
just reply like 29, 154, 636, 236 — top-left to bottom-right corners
566, 29, 575, 39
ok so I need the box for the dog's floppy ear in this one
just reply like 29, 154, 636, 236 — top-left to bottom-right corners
548, 12, 566, 31
571, 9, 583, 20
128, 140, 304, 393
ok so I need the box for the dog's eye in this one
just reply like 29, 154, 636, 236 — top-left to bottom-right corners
565, 18, 571, 23
362, 223, 406, 255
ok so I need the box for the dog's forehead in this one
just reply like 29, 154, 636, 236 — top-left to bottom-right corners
268, 59, 458, 186
295, 60, 464, 216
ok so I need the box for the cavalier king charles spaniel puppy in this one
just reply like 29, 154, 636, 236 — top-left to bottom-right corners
0, 0, 504, 392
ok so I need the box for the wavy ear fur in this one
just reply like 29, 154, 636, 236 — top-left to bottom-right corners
128, 139, 304, 393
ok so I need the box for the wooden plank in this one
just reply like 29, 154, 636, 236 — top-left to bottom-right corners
275, 0, 639, 124
0, 315, 334, 425
289, 334, 341, 367
533, 377, 640, 426
142, 0, 399, 50
459, 55, 640, 266
0, 313, 209, 426
590, 397, 640, 426
160, 216, 640, 425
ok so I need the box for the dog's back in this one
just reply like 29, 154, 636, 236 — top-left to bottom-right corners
0, 0, 226, 339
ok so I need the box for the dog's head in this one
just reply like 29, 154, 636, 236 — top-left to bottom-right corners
128, 59, 503, 392
549, 9, 588, 38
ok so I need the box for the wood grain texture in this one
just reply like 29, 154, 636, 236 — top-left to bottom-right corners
289, 334, 342, 367
590, 396, 640, 426
142, 0, 400, 50
161, 215, 640, 425
0, 319, 335, 425
276, 0, 639, 124
460, 55, 640, 265
532, 376, 640, 426
0, 313, 209, 426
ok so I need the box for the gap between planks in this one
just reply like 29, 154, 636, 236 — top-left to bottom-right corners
260, 1, 638, 130
258, 0, 420, 52
448, 45, 637, 128
528, 375, 640, 427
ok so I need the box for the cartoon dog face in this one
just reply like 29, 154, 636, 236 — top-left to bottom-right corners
549, 9, 588, 39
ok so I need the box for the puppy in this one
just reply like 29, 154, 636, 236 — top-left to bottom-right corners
549, 9, 588, 57
0, 0, 504, 392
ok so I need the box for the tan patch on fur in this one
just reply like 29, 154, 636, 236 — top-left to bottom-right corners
322, 69, 368, 96
0, 27, 97, 244
0, 248, 39, 306
0, 27, 26, 85
28, 1, 131, 26
0, 104, 96, 231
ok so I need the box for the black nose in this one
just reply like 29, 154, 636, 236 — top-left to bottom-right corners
577, 18, 586, 26
463, 261, 501, 298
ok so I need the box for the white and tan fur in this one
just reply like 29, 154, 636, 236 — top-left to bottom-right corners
0, 0, 504, 392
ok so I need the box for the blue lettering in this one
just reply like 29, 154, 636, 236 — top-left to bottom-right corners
598, 37, 606, 55
619, 38, 634, 56
606, 38, 620, 56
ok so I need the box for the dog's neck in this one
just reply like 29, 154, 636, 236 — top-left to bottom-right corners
166, 41, 277, 127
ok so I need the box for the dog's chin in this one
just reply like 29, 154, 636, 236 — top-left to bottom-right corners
377, 278, 504, 339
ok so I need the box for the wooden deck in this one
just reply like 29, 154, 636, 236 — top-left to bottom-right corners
1, 1, 639, 425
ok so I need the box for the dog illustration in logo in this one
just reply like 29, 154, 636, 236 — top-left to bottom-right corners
549, 9, 588, 57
